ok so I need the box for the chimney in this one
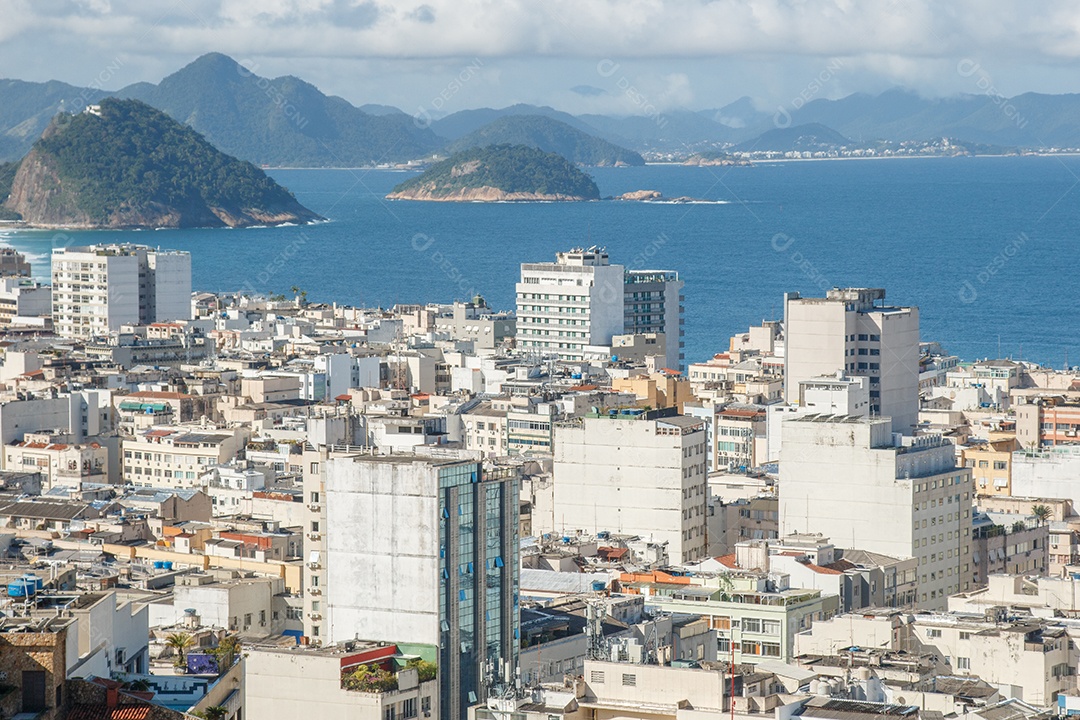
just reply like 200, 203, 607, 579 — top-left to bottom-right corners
106, 686, 119, 708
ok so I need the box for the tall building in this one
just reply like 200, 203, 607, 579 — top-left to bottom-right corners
624, 269, 684, 369
552, 412, 708, 564
778, 414, 973, 609
783, 288, 919, 434
323, 454, 519, 720
51, 244, 191, 338
516, 248, 684, 368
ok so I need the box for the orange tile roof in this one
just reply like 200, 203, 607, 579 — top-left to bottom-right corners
715, 553, 739, 568
68, 704, 153, 720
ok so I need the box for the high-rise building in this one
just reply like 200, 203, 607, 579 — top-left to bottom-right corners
51, 244, 192, 338
778, 414, 973, 609
323, 454, 519, 720
552, 412, 708, 564
624, 269, 684, 369
516, 248, 684, 368
783, 288, 919, 434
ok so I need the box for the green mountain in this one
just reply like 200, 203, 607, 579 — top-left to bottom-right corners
3, 98, 323, 228
446, 115, 644, 166
387, 144, 599, 201
0, 79, 110, 162
734, 123, 852, 152
115, 53, 442, 167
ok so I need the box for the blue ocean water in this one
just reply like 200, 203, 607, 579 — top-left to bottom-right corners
3, 156, 1078, 368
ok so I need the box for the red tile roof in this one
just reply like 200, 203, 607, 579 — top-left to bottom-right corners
68, 704, 153, 720
715, 553, 739, 568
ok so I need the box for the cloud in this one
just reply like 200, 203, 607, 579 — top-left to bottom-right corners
570, 85, 606, 97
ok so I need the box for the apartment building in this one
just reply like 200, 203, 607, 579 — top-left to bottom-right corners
51, 244, 192, 339
553, 412, 708, 564
779, 415, 973, 609
1015, 395, 1080, 448
122, 426, 249, 487
617, 569, 837, 665
624, 269, 684, 369
784, 288, 920, 434
0, 277, 50, 326
517, 248, 626, 362
323, 453, 519, 720
962, 438, 1019, 495
4, 433, 108, 490
516, 248, 684, 367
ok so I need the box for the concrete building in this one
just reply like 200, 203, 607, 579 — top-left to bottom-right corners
623, 269, 684, 369
784, 288, 919, 434
1015, 395, 1080, 448
324, 453, 519, 720
435, 297, 516, 350
245, 641, 438, 720
4, 433, 108, 490
51, 244, 192, 338
122, 426, 249, 488
779, 415, 973, 609
0, 277, 50, 326
517, 248, 627, 362
516, 249, 684, 367
553, 412, 708, 564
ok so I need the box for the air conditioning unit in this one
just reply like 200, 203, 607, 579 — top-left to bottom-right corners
309, 588, 322, 596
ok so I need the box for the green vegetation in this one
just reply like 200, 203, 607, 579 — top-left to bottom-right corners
34, 98, 310, 223
447, 115, 644, 166
0, 161, 20, 220
390, 144, 600, 200
406, 658, 437, 682
342, 664, 399, 693
165, 632, 194, 669
208, 635, 241, 672
1032, 504, 1052, 525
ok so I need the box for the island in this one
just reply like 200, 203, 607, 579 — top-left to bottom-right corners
386, 145, 600, 202
1, 98, 324, 229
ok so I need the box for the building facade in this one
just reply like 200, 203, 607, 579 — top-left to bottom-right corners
553, 412, 708, 564
51, 244, 192, 338
324, 454, 519, 720
784, 288, 919, 434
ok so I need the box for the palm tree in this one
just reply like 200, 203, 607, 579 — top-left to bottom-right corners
1032, 504, 1052, 526
165, 632, 194, 668
203, 706, 228, 720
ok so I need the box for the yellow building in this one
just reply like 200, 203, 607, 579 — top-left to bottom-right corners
611, 371, 694, 412
963, 436, 1019, 496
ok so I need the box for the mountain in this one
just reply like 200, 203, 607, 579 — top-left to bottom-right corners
3, 98, 323, 229
577, 110, 738, 151
114, 53, 442, 167
734, 123, 851, 152
387, 144, 599, 202
698, 96, 773, 131
445, 115, 644, 166
431, 104, 610, 141
0, 79, 110, 162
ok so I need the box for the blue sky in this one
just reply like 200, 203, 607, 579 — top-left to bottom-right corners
3, 0, 1079, 116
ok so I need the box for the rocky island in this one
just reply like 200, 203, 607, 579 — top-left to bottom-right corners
1, 98, 323, 229
386, 145, 600, 202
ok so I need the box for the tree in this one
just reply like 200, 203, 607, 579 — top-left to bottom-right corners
165, 632, 194, 669
1012, 520, 1027, 533
406, 658, 437, 682
203, 706, 228, 720
208, 635, 241, 672
1032, 504, 1052, 526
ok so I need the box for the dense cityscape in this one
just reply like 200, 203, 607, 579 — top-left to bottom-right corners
0, 240, 1067, 720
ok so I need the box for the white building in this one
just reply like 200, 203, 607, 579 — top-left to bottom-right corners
553, 412, 708, 564
51, 244, 192, 338
517, 248, 626, 362
517, 248, 684, 366
779, 414, 973, 609
784, 288, 919, 434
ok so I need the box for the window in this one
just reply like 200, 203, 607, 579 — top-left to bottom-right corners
762, 619, 781, 635
926, 629, 942, 638
742, 617, 761, 633
956, 657, 970, 670
402, 698, 417, 719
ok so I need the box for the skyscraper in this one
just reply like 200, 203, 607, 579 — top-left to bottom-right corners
323, 454, 519, 720
783, 288, 919, 434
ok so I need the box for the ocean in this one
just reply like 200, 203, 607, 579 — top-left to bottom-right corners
3, 156, 1078, 368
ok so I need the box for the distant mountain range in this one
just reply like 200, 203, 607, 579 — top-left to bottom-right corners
446, 115, 644, 166
3, 54, 1080, 166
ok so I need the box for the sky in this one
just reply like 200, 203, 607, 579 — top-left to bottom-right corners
3, 0, 1080, 117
